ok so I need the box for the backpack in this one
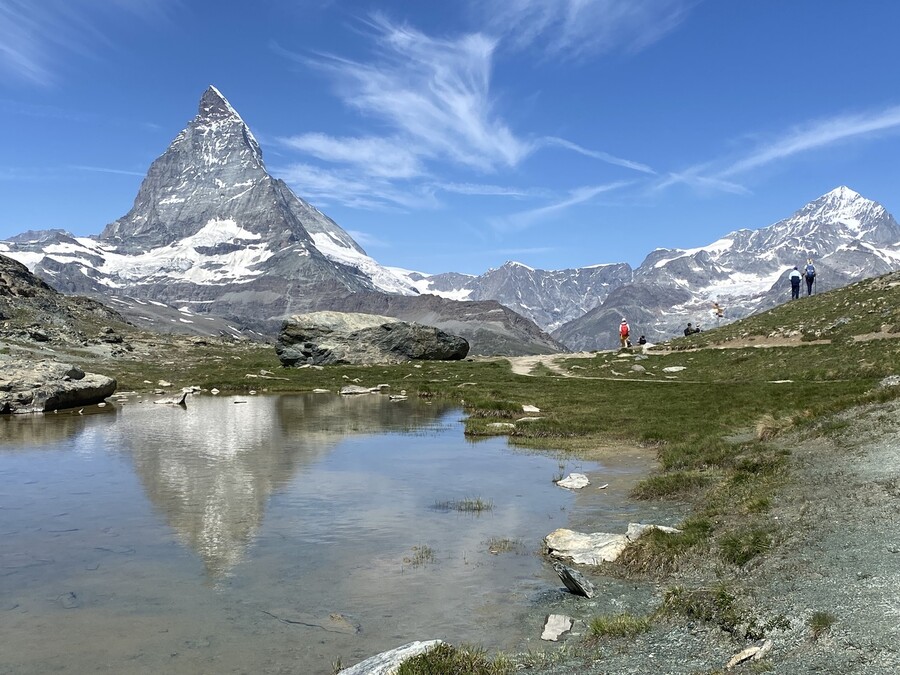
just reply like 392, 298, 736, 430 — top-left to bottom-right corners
805, 264, 816, 278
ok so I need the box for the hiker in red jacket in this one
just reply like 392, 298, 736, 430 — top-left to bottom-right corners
619, 318, 631, 349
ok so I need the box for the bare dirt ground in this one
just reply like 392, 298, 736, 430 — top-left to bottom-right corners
504, 352, 598, 376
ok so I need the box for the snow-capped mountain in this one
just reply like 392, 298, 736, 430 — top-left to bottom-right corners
0, 86, 562, 355
392, 260, 634, 332
554, 186, 900, 349
5, 87, 414, 306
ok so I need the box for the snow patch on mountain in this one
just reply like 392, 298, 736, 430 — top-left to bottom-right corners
309, 233, 417, 295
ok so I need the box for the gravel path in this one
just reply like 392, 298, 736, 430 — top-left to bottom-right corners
526, 399, 900, 674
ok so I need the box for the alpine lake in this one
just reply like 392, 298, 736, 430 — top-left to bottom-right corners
1, 392, 663, 674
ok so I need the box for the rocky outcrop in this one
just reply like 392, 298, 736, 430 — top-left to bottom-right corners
0, 361, 117, 413
276, 311, 469, 366
545, 523, 682, 565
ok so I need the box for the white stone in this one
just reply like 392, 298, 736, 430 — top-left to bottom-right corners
541, 614, 573, 641
522, 404, 541, 413
545, 523, 683, 565
662, 366, 686, 373
340, 640, 445, 675
556, 473, 590, 490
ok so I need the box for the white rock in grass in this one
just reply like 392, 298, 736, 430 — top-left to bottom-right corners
541, 614, 573, 641
522, 404, 541, 413
340, 640, 445, 675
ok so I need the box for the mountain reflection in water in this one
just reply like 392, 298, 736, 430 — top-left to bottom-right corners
119, 394, 452, 578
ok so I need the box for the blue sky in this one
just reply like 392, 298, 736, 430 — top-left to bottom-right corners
3, 0, 900, 274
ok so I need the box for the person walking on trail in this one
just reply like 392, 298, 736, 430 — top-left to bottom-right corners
789, 266, 802, 300
804, 259, 816, 296
619, 318, 631, 349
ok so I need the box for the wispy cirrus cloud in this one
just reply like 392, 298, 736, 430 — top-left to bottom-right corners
657, 103, 900, 195
434, 182, 548, 198
492, 180, 634, 232
70, 165, 146, 177
275, 15, 654, 213
541, 137, 656, 174
718, 104, 900, 178
278, 133, 424, 179
274, 162, 439, 212
288, 15, 531, 173
479, 0, 694, 61
0, 0, 175, 86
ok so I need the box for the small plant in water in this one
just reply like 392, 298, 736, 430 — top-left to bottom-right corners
403, 545, 436, 568
433, 497, 494, 513
809, 611, 836, 641
486, 537, 524, 555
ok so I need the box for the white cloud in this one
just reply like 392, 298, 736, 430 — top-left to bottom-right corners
278, 133, 424, 179
274, 162, 439, 212
658, 103, 900, 195
300, 15, 532, 172
718, 104, 900, 178
480, 0, 693, 61
71, 165, 146, 177
0, 0, 175, 86
492, 180, 634, 231
541, 137, 656, 174
435, 182, 546, 198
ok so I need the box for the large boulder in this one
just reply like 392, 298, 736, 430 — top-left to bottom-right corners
276, 311, 469, 366
0, 360, 117, 413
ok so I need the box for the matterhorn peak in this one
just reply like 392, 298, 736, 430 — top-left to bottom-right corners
198, 85, 243, 122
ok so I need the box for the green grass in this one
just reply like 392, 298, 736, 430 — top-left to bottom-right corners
393, 643, 512, 675
587, 613, 652, 640
808, 611, 837, 641
719, 527, 775, 566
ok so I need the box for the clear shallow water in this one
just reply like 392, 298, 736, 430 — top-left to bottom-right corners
0, 393, 654, 674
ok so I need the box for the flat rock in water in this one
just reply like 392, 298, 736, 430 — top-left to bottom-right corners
340, 385, 378, 396
541, 614, 573, 641
340, 640, 445, 675
556, 473, 590, 490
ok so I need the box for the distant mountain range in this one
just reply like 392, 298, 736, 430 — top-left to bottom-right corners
393, 186, 900, 349
3, 86, 900, 353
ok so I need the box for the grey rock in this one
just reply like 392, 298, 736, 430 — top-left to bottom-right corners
340, 640, 445, 675
552, 561, 596, 598
879, 375, 900, 388
0, 361, 117, 414
276, 311, 469, 366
